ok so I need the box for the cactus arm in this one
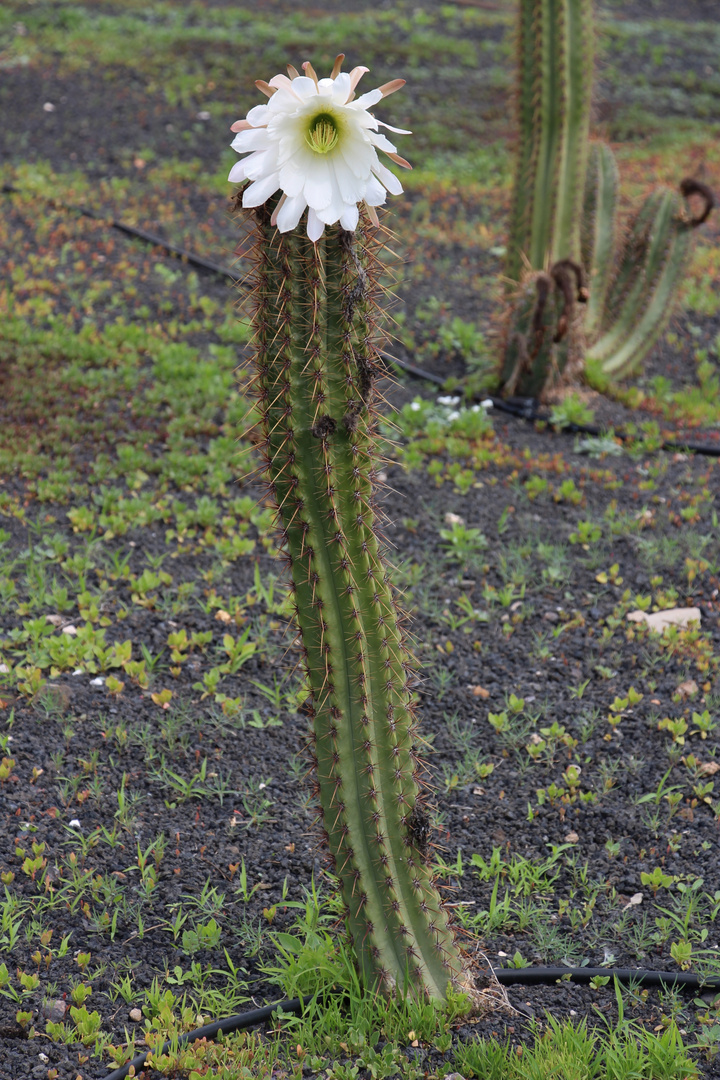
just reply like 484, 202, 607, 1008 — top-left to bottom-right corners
245, 205, 465, 1000
581, 142, 619, 339
586, 189, 694, 377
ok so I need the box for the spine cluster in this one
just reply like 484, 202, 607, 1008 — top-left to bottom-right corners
239, 201, 465, 1000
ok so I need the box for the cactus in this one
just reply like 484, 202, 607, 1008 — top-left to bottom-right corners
235, 199, 468, 1001
500, 0, 714, 398
584, 168, 714, 379
505, 0, 594, 286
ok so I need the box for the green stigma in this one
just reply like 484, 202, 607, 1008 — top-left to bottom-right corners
306, 113, 340, 155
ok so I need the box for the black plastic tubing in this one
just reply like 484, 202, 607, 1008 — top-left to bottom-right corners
103, 967, 720, 1080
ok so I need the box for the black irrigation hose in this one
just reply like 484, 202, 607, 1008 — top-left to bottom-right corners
4, 182, 719, 458
487, 395, 720, 458
495, 966, 720, 990
1, 182, 232, 280
104, 994, 313, 1080
103, 967, 720, 1080
381, 355, 720, 459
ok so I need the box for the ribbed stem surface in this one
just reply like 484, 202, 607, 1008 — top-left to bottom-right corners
242, 206, 464, 999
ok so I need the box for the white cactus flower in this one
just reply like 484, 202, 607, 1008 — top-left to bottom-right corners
229, 55, 411, 242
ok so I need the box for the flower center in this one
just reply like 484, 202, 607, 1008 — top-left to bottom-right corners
306, 112, 340, 155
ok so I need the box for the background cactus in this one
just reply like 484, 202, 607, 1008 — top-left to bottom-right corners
500, 0, 714, 399
237, 199, 468, 1001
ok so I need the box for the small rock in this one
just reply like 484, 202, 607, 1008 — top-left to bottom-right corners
444, 512, 464, 526
43, 102, 55, 112
564, 831, 579, 844
698, 761, 720, 777
215, 609, 232, 623
543, 610, 559, 622
62, 624, 78, 636
676, 679, 698, 699
90, 676, 105, 686
469, 685, 489, 699
627, 607, 701, 632
41, 998, 67, 1022
68, 819, 81, 829
46, 614, 64, 627
129, 1007, 143, 1022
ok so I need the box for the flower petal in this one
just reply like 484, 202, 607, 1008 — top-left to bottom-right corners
242, 172, 281, 207
352, 89, 383, 110
371, 159, 403, 196
364, 173, 388, 206
231, 127, 271, 153
228, 160, 249, 183
276, 193, 307, 232
339, 203, 359, 231
306, 208, 325, 242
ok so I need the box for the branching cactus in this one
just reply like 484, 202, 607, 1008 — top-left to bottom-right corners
228, 58, 470, 1002
582, 152, 714, 379
500, 0, 715, 398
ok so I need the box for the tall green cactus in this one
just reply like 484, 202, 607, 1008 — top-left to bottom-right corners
237, 200, 468, 1001
501, 0, 593, 396
500, 0, 714, 398
506, 0, 594, 286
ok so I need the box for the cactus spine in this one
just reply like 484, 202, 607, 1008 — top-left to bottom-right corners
239, 201, 466, 1000
500, 0, 714, 398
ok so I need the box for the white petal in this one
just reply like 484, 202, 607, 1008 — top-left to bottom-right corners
303, 157, 334, 211
231, 127, 271, 153
369, 131, 399, 155
339, 203, 359, 231
243, 149, 278, 182
339, 136, 375, 179
372, 159, 403, 196
246, 103, 270, 126
278, 153, 307, 197
242, 172, 281, 207
331, 154, 365, 204
268, 73, 300, 96
364, 173, 388, 206
316, 187, 346, 224
276, 194, 307, 232
330, 72, 352, 103
307, 208, 325, 242
352, 89, 383, 110
376, 119, 412, 135
228, 160, 249, 183
289, 76, 318, 100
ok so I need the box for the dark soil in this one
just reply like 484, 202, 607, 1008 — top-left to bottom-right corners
1, 2, 720, 1080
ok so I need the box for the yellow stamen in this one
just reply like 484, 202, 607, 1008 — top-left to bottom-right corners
306, 114, 339, 155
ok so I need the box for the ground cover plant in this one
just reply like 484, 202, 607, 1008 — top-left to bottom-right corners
1, 0, 720, 1078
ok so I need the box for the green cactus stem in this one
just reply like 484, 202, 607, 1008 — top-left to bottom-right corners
237, 198, 468, 1001
586, 179, 713, 378
581, 141, 619, 341
505, 0, 594, 286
